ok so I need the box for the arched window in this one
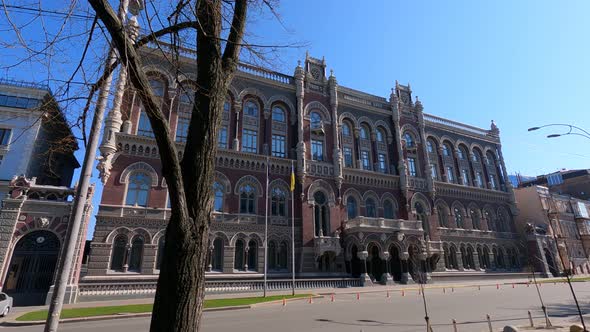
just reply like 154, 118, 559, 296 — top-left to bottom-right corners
244, 101, 258, 117
427, 139, 435, 153
438, 206, 448, 228
149, 79, 165, 97
486, 151, 496, 166
314, 191, 330, 236
125, 172, 151, 207
360, 125, 369, 139
213, 182, 224, 212
239, 184, 256, 214
234, 239, 245, 270
404, 132, 415, 148
443, 143, 452, 156
449, 245, 458, 269
137, 111, 155, 138
342, 122, 351, 137
472, 150, 482, 163
470, 209, 481, 230
482, 246, 491, 268
156, 235, 165, 270
460, 246, 468, 269
497, 210, 509, 232
310, 111, 322, 129
271, 187, 287, 217
179, 88, 194, 104
376, 128, 385, 142
454, 207, 464, 229
365, 198, 376, 218
212, 238, 224, 271
458, 146, 467, 160
383, 199, 397, 219
272, 106, 285, 122
346, 196, 357, 220
129, 236, 144, 272
443, 246, 451, 269
415, 202, 429, 238
268, 241, 277, 270
110, 235, 127, 271
247, 240, 258, 271
279, 241, 288, 269
466, 246, 475, 269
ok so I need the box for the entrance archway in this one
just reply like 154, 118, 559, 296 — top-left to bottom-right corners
389, 245, 402, 281
349, 245, 362, 277
544, 248, 558, 277
367, 243, 383, 282
4, 230, 60, 306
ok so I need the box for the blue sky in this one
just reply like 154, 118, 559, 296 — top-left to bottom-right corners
2, 0, 590, 238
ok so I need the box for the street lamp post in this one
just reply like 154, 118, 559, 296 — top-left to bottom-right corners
528, 124, 590, 140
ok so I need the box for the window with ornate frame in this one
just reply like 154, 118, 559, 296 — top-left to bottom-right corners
404, 132, 415, 148
408, 157, 417, 177
239, 184, 256, 214
125, 172, 151, 207
271, 187, 287, 217
346, 196, 357, 219
213, 182, 224, 212
365, 198, 376, 218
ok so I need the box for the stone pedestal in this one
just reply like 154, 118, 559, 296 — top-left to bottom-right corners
381, 272, 394, 285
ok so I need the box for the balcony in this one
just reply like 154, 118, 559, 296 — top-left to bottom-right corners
343, 168, 399, 189
408, 177, 428, 191
314, 236, 342, 257
438, 227, 519, 240
344, 216, 422, 232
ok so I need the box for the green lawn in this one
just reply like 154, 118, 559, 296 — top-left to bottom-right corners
15, 294, 311, 322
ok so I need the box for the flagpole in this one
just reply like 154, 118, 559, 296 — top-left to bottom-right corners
264, 155, 269, 297
291, 160, 295, 296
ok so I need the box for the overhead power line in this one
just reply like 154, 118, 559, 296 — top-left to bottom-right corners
2, 4, 94, 20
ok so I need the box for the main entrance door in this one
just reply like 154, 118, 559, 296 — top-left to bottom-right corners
4, 231, 60, 306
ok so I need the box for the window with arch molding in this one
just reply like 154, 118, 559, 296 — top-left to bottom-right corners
470, 209, 481, 230
365, 198, 376, 217
156, 235, 165, 270
137, 112, 154, 138
110, 235, 127, 271
125, 172, 151, 207
443, 143, 452, 156
427, 139, 435, 153
360, 125, 369, 139
271, 187, 287, 217
310, 111, 322, 129
346, 196, 357, 219
244, 100, 258, 117
149, 79, 164, 97
128, 236, 144, 272
437, 206, 448, 227
342, 123, 351, 137
272, 106, 285, 122
383, 199, 397, 219
472, 150, 481, 163
313, 191, 330, 236
458, 146, 467, 160
179, 88, 194, 104
404, 132, 415, 148
454, 207, 464, 228
239, 184, 256, 214
376, 128, 385, 142
213, 182, 224, 212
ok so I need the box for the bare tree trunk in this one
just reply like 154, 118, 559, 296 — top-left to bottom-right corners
88, 0, 247, 330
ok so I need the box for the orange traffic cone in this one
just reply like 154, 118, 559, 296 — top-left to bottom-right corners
452, 287, 454, 293
386, 290, 390, 298
478, 285, 481, 291
443, 288, 446, 294
401, 290, 405, 297
331, 293, 335, 302
357, 292, 360, 300
496, 284, 500, 289
282, 298, 286, 306
308, 295, 313, 304
512, 283, 515, 288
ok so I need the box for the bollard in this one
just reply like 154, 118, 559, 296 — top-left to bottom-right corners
528, 310, 534, 327
452, 319, 458, 332
452, 287, 455, 293
357, 292, 360, 300
308, 295, 313, 304
512, 283, 515, 288
496, 284, 499, 289
282, 298, 286, 306
443, 287, 446, 294
386, 290, 390, 298
401, 290, 405, 297
331, 293, 335, 302
486, 314, 493, 332
478, 285, 481, 291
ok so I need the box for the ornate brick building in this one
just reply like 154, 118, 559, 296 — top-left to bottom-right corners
85, 46, 522, 295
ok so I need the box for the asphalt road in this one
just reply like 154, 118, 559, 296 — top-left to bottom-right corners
4, 282, 590, 332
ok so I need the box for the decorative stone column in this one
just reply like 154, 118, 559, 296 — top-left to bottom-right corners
358, 250, 372, 286
122, 245, 130, 273
294, 61, 306, 189
456, 249, 464, 271
207, 243, 214, 272
400, 251, 413, 284
380, 251, 394, 285
232, 101, 241, 151
473, 250, 481, 270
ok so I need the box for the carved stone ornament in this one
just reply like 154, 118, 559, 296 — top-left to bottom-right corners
39, 217, 50, 228
396, 232, 405, 242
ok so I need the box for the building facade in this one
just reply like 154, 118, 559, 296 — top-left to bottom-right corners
85, 47, 523, 296
0, 79, 90, 305
515, 185, 590, 277
519, 169, 590, 201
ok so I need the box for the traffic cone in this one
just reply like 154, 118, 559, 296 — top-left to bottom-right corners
282, 298, 286, 306
452, 287, 454, 293
512, 283, 515, 289
478, 285, 481, 291
386, 290, 390, 298
443, 287, 446, 294
527, 283, 530, 288
308, 295, 313, 304
496, 284, 499, 289
331, 293, 335, 302
357, 292, 360, 300
401, 290, 405, 297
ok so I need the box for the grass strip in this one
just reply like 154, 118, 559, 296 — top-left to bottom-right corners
16, 294, 310, 322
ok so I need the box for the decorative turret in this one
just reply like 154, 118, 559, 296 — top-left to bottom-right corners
490, 120, 500, 136
414, 96, 423, 113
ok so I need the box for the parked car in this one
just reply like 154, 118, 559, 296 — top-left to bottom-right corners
0, 292, 12, 317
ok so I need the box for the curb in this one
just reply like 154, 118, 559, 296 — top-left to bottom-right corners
0, 305, 252, 327
251, 295, 323, 307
